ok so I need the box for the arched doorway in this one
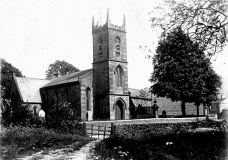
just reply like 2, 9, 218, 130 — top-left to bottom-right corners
115, 99, 125, 120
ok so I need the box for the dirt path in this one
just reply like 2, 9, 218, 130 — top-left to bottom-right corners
17, 139, 102, 160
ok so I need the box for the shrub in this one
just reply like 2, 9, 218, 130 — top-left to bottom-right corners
46, 99, 85, 135
2, 103, 44, 127
94, 130, 228, 160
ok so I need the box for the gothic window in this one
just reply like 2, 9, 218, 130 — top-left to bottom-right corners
86, 87, 91, 111
114, 65, 123, 87
115, 36, 121, 55
97, 36, 103, 57
54, 90, 59, 105
100, 99, 105, 113
65, 89, 69, 102
33, 105, 37, 115
46, 92, 49, 106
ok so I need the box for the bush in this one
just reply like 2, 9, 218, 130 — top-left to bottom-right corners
94, 130, 228, 160
46, 100, 85, 135
2, 103, 44, 127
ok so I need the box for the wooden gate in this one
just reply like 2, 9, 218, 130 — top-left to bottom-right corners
84, 123, 115, 138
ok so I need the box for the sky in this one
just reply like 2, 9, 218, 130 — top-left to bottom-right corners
0, 0, 227, 95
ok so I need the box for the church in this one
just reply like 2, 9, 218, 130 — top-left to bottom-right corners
10, 10, 153, 121
10, 10, 205, 121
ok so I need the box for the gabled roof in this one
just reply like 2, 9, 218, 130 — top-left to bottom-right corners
14, 77, 50, 103
128, 88, 141, 97
212, 98, 227, 104
42, 69, 92, 88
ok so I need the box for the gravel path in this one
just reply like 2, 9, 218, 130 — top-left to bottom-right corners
17, 139, 102, 160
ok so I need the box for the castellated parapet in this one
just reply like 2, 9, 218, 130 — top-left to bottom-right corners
92, 9, 126, 33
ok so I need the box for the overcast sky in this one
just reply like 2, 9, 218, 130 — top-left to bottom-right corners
1, 0, 227, 94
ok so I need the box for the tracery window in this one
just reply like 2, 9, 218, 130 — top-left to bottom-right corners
86, 87, 91, 111
100, 99, 105, 113
114, 65, 123, 87
65, 89, 69, 102
54, 90, 59, 105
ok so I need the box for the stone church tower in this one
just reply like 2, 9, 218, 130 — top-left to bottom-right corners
92, 10, 130, 120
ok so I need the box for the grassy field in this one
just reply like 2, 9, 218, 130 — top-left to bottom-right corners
93, 130, 228, 160
1, 125, 93, 160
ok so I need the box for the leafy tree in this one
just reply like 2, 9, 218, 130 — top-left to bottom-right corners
1, 59, 24, 99
150, 0, 228, 57
150, 27, 221, 116
193, 57, 222, 116
1, 59, 24, 120
45, 60, 80, 80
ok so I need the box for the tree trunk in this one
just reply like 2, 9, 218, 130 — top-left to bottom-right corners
181, 100, 186, 117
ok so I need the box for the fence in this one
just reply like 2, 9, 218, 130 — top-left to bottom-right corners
84, 122, 115, 138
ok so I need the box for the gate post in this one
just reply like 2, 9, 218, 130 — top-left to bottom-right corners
83, 122, 87, 135
111, 123, 115, 135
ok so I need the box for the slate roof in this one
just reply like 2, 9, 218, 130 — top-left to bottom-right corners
42, 69, 92, 88
212, 98, 227, 104
14, 77, 50, 103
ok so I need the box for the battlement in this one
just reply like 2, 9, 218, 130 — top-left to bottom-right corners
92, 9, 126, 33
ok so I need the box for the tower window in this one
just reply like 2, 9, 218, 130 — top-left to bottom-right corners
114, 65, 123, 87
98, 36, 103, 57
86, 87, 91, 111
115, 36, 121, 55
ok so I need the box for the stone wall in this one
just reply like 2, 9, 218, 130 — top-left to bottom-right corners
40, 83, 81, 120
113, 119, 225, 139
80, 72, 93, 121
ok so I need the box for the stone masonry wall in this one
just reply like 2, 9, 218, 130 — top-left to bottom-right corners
40, 83, 81, 120
80, 72, 93, 121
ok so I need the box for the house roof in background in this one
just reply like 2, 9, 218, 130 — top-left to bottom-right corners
42, 69, 92, 88
14, 77, 50, 103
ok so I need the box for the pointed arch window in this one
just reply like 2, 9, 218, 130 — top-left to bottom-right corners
54, 90, 59, 105
46, 92, 49, 107
86, 87, 91, 111
65, 89, 69, 102
114, 65, 124, 87
100, 99, 105, 113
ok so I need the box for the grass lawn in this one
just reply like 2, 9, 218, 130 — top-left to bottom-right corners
1, 125, 93, 160
93, 130, 228, 160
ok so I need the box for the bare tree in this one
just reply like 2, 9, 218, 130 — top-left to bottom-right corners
150, 0, 228, 58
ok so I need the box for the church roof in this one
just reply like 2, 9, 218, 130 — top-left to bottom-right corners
14, 77, 50, 103
42, 69, 92, 88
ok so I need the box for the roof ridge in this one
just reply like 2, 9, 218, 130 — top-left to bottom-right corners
16, 77, 50, 81
42, 68, 93, 88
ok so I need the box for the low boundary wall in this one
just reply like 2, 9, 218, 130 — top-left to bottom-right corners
86, 116, 217, 126
83, 116, 223, 138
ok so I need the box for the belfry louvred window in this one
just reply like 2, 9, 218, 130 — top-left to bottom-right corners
114, 65, 123, 87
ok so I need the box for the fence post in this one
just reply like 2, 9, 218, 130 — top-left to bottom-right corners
98, 126, 100, 138
103, 126, 106, 138
83, 122, 86, 135
111, 123, 115, 135
91, 125, 93, 138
